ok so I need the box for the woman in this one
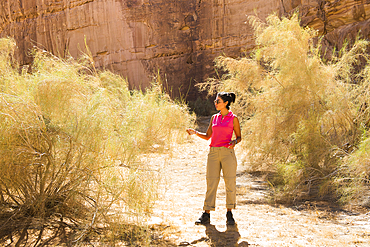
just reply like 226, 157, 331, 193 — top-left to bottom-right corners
187, 92, 241, 225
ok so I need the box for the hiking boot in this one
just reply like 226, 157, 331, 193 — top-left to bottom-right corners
195, 212, 210, 225
226, 211, 235, 225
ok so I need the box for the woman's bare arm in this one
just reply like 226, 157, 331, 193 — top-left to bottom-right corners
186, 116, 214, 140
227, 116, 241, 149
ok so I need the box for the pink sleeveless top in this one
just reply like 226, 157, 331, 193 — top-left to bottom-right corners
210, 111, 236, 147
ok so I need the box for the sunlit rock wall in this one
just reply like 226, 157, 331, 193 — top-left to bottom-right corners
0, 0, 280, 98
283, 0, 370, 58
1, 0, 370, 98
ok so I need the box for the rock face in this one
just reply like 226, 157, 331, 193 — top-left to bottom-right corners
0, 0, 370, 98
0, 0, 280, 98
283, 0, 370, 58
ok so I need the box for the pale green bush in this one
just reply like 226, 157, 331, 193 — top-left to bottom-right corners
0, 38, 194, 245
336, 132, 370, 205
199, 13, 370, 203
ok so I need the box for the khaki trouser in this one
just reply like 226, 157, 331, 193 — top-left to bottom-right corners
203, 147, 237, 211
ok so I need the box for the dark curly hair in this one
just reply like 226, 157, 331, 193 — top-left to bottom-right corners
217, 92, 236, 110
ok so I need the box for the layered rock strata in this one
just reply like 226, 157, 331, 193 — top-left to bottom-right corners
0, 1, 370, 98
0, 0, 280, 98
283, 0, 370, 58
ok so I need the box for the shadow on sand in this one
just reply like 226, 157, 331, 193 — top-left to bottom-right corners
189, 224, 249, 247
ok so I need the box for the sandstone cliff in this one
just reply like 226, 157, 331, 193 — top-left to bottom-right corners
283, 0, 370, 59
0, 0, 370, 98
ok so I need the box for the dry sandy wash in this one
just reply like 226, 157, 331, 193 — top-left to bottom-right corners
145, 117, 370, 247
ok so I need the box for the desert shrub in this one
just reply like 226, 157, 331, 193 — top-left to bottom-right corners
336, 131, 370, 206
199, 13, 370, 203
0, 38, 194, 245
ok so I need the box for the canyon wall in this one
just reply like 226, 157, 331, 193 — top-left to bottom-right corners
284, 0, 370, 58
0, 0, 370, 98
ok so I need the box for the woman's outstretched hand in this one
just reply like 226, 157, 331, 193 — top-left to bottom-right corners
186, 129, 196, 135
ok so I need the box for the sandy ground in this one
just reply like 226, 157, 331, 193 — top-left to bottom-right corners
145, 117, 370, 247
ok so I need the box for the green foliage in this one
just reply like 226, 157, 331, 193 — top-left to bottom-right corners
336, 131, 370, 205
0, 38, 194, 245
188, 97, 217, 116
199, 13, 370, 203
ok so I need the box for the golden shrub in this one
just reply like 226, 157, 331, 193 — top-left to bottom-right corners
0, 38, 194, 245
199, 13, 370, 203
